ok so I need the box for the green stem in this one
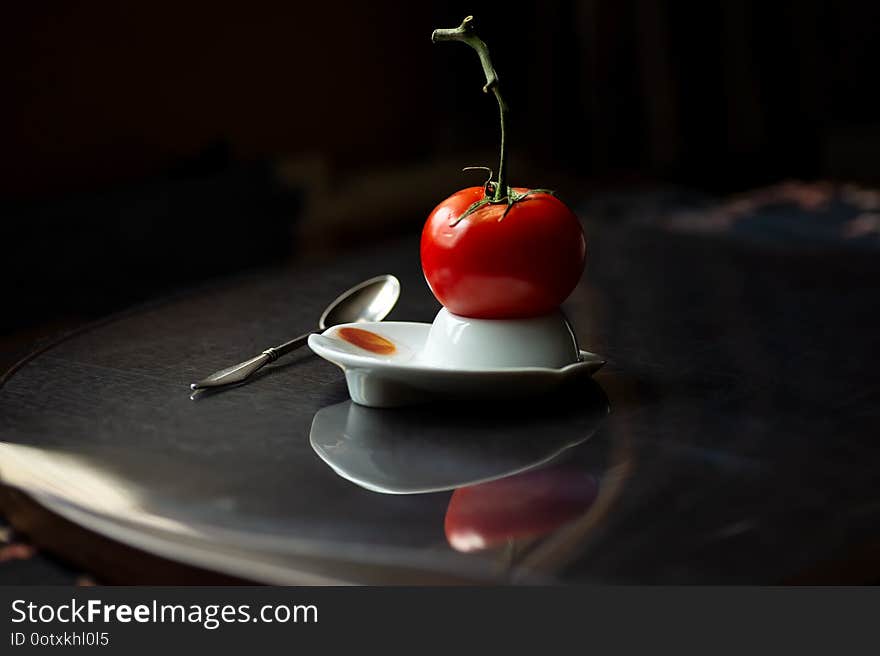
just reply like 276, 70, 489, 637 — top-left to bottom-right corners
432, 16, 508, 201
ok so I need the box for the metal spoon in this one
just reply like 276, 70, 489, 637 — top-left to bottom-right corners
190, 274, 401, 390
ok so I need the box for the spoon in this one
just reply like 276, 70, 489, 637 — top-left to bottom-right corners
190, 274, 401, 390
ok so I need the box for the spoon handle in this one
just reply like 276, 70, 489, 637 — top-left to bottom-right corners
272, 331, 316, 357
190, 331, 314, 390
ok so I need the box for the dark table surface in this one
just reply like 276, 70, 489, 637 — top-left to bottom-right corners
2, 196, 879, 584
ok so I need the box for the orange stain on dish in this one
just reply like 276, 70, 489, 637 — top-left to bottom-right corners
337, 327, 396, 355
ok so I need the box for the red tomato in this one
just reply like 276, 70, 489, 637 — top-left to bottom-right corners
420, 187, 586, 319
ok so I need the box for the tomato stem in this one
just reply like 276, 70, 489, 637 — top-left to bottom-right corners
432, 16, 508, 202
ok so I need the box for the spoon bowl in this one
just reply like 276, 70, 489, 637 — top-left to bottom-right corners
320, 275, 401, 329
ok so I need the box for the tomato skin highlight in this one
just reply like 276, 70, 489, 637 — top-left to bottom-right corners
420, 187, 586, 318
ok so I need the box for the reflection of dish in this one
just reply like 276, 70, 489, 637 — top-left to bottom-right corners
308, 380, 609, 495
307, 322, 605, 407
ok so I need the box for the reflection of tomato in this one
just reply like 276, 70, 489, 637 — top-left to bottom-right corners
421, 187, 586, 319
444, 466, 598, 553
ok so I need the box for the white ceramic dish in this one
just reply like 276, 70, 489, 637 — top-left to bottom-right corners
420, 308, 580, 369
307, 320, 605, 407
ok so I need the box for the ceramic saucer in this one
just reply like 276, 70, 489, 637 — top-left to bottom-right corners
307, 321, 605, 407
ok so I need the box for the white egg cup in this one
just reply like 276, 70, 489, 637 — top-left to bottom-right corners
308, 308, 604, 407
418, 308, 580, 369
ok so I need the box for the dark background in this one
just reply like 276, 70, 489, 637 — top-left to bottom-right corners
2, 0, 879, 337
